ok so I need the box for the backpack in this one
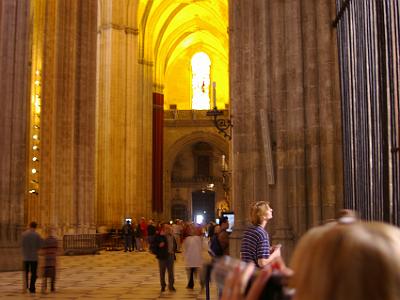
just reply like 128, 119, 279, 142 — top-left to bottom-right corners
209, 234, 223, 257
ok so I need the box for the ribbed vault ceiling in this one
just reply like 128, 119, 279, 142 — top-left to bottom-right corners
138, 0, 228, 83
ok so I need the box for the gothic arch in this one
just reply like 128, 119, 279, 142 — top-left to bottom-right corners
165, 131, 228, 172
163, 131, 229, 220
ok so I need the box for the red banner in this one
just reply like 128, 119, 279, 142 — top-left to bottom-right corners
152, 93, 164, 212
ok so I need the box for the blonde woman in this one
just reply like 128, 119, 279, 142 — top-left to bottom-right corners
223, 220, 400, 300
240, 201, 281, 268
291, 221, 400, 300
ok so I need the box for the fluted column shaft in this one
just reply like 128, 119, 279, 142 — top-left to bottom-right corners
0, 0, 31, 270
39, 0, 97, 235
97, 0, 152, 227
229, 0, 342, 258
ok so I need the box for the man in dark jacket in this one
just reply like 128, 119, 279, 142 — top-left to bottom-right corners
21, 221, 43, 293
154, 223, 177, 292
147, 219, 156, 252
121, 220, 133, 252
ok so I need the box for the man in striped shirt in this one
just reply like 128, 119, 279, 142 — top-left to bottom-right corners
240, 201, 281, 268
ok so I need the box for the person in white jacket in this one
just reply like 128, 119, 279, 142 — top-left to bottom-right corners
182, 224, 204, 289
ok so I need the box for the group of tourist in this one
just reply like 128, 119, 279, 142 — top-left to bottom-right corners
120, 217, 198, 253
120, 217, 156, 252
121, 218, 222, 292
21, 203, 400, 300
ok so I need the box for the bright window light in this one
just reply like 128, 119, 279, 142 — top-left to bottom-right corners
191, 52, 211, 110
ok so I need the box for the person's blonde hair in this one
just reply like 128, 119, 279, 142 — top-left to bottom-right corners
250, 201, 270, 225
290, 221, 400, 300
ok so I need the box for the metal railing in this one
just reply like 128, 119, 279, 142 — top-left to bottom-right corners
63, 233, 125, 255
336, 0, 400, 225
63, 234, 102, 255
171, 175, 223, 184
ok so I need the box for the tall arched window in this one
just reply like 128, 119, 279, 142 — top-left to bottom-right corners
191, 52, 211, 110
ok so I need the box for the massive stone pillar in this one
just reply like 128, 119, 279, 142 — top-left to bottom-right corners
29, 0, 97, 235
0, 0, 31, 271
229, 0, 342, 259
97, 0, 152, 227
136, 59, 155, 218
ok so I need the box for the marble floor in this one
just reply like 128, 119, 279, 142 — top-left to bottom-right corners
0, 248, 217, 300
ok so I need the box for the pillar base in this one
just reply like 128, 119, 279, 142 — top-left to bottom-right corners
0, 247, 22, 271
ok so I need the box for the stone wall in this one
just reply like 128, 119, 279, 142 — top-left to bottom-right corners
229, 0, 343, 259
31, 1, 98, 235
0, 0, 31, 271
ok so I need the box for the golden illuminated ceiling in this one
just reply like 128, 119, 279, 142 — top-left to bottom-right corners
137, 0, 228, 88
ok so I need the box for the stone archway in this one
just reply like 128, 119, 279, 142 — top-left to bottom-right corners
163, 131, 229, 221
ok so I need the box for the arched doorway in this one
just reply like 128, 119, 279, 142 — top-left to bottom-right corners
192, 190, 215, 224
164, 131, 229, 221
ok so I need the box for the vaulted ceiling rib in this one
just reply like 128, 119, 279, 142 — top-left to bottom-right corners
138, 0, 228, 83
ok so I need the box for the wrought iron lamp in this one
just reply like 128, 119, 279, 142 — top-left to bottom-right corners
207, 82, 233, 140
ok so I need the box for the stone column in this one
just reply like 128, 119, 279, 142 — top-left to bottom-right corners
137, 59, 154, 218
0, 0, 31, 271
74, 0, 98, 233
97, 0, 128, 227
315, 0, 343, 220
97, 0, 153, 227
229, 0, 342, 259
125, 5, 140, 221
301, 0, 322, 228
37, 0, 97, 235
229, 0, 272, 258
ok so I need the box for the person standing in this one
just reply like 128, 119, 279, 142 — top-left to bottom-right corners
154, 223, 177, 292
172, 219, 182, 252
182, 224, 203, 289
134, 221, 143, 251
208, 217, 230, 299
147, 219, 156, 252
41, 228, 58, 293
218, 217, 230, 256
139, 217, 148, 250
240, 201, 281, 268
121, 220, 133, 252
21, 221, 43, 293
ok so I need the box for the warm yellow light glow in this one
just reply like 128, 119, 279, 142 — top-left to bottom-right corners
191, 52, 211, 110
29, 1, 44, 200
35, 102, 40, 114
138, 0, 229, 110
